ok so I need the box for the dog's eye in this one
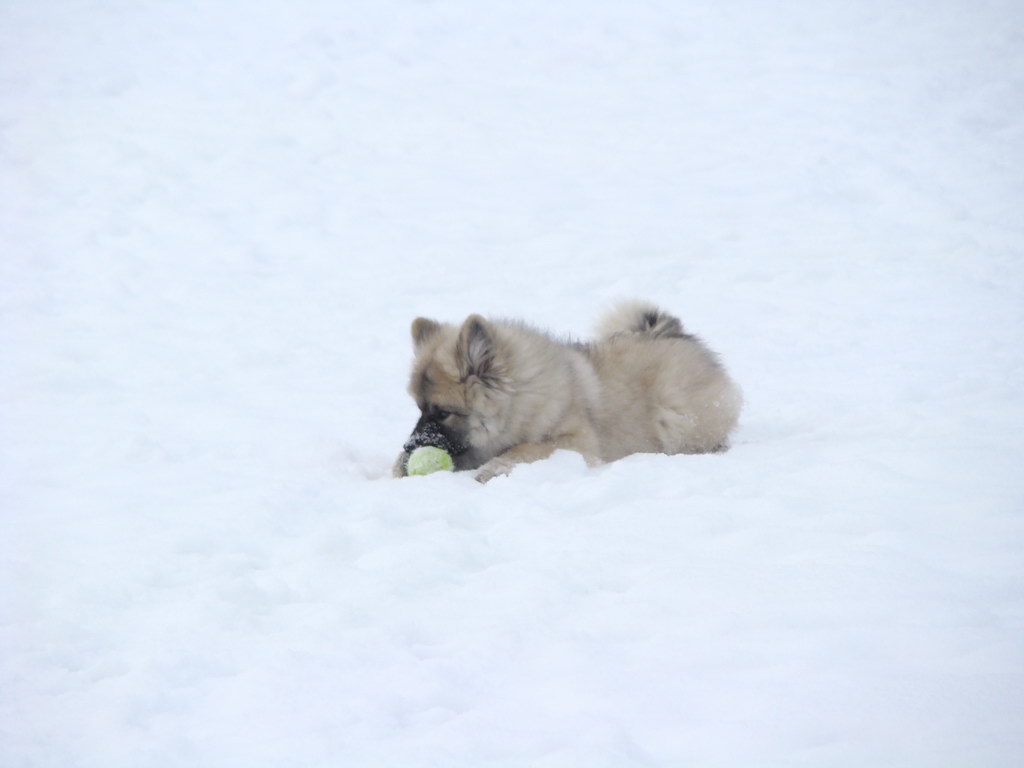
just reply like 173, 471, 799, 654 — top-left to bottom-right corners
434, 409, 451, 421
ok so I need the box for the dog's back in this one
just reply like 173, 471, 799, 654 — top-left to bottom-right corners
587, 302, 742, 459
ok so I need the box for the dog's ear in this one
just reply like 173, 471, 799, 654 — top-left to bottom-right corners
456, 314, 496, 381
411, 318, 441, 350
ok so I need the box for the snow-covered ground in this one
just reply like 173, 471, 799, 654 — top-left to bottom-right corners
2, 1, 1023, 765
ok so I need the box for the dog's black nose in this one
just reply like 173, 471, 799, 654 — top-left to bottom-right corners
403, 418, 456, 455
402, 415, 467, 456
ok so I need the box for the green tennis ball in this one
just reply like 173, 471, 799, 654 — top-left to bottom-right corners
406, 446, 454, 476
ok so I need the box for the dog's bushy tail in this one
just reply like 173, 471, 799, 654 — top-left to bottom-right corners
594, 300, 687, 340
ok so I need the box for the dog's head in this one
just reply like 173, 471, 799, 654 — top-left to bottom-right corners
400, 315, 513, 471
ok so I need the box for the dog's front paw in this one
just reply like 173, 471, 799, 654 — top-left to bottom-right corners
392, 452, 410, 478
474, 457, 514, 483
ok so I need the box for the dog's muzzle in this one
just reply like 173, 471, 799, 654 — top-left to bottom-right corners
402, 415, 468, 457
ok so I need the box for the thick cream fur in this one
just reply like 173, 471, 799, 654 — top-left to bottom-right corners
397, 301, 742, 481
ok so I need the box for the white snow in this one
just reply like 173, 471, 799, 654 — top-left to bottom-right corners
2, 0, 1023, 766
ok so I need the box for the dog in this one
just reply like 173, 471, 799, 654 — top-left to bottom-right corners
393, 300, 742, 482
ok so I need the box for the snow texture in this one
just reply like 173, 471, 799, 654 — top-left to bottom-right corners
2, 1, 1023, 766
